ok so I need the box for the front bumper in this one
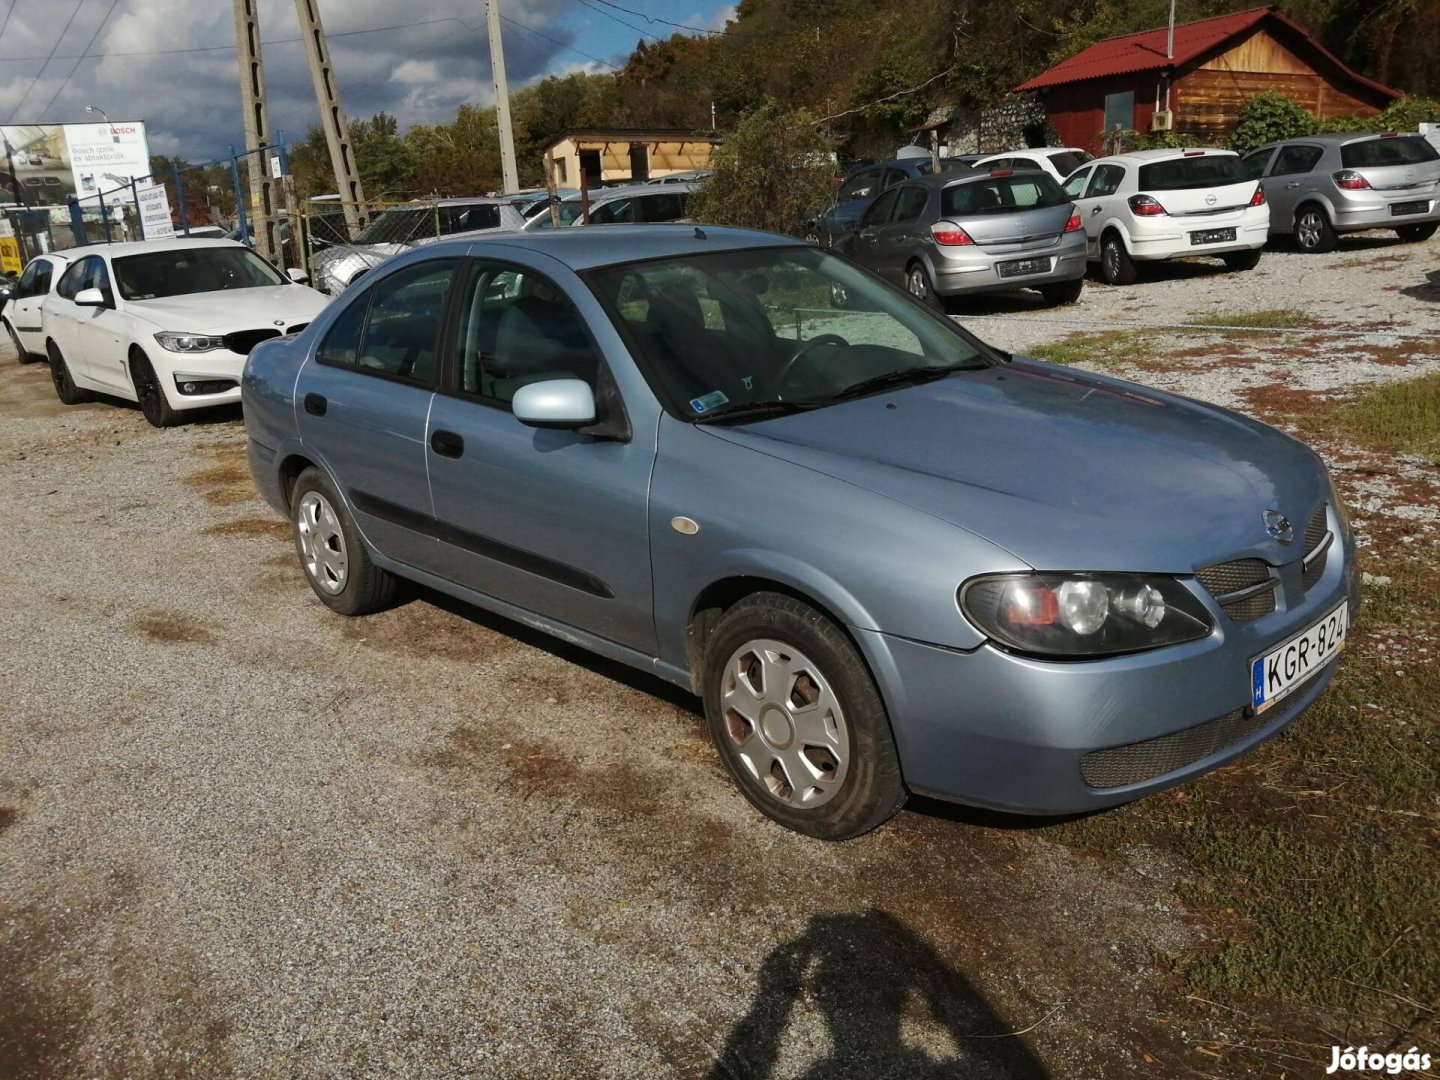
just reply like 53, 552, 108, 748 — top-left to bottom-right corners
153, 350, 246, 411
932, 234, 1088, 296
856, 533, 1356, 815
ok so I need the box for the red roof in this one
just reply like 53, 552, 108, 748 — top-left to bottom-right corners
1015, 5, 1398, 99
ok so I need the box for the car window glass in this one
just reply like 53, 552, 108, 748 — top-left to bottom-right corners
589, 198, 635, 225
641, 192, 687, 222
1272, 145, 1324, 176
1138, 155, 1245, 190
1086, 164, 1125, 198
34, 261, 52, 294
862, 188, 901, 226
1241, 149, 1274, 179
880, 169, 906, 190
319, 260, 454, 384
84, 259, 112, 298
439, 204, 501, 235
15, 260, 39, 297
455, 263, 601, 404
942, 174, 1067, 216
1047, 151, 1089, 175
1340, 136, 1439, 168
1010, 157, 1040, 170
57, 258, 90, 300
1063, 167, 1092, 198
317, 287, 371, 369
838, 169, 879, 202
893, 186, 930, 222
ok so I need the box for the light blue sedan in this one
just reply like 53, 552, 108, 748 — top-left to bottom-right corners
242, 225, 1357, 839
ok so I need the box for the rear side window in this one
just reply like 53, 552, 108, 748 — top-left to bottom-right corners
1272, 145, 1324, 176
1340, 136, 1440, 168
1241, 148, 1274, 179
1139, 155, 1245, 190
317, 259, 456, 385
893, 186, 930, 222
589, 198, 635, 225
1047, 151, 1090, 176
640, 192, 688, 222
1063, 167, 1092, 198
838, 170, 880, 202
942, 174, 1068, 216
440, 204, 501, 234
1086, 164, 1125, 198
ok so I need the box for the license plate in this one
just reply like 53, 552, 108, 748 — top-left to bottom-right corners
1390, 200, 1429, 216
1189, 227, 1237, 245
1251, 603, 1348, 714
997, 257, 1049, 278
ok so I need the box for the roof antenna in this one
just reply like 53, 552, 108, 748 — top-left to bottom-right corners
694, 226, 707, 240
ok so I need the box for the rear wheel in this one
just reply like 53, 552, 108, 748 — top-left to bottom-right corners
129, 350, 179, 428
1294, 206, 1337, 253
905, 261, 942, 310
1100, 232, 1137, 285
291, 467, 397, 616
46, 341, 93, 404
1223, 248, 1262, 272
6, 321, 38, 364
1039, 278, 1084, 306
1396, 222, 1438, 243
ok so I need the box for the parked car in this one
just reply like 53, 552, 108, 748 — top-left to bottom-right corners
243, 225, 1355, 840
521, 182, 697, 231
1241, 132, 1440, 252
2, 251, 70, 363
809, 155, 989, 245
651, 169, 713, 185
40, 238, 327, 427
1062, 147, 1269, 284
835, 169, 1087, 308
971, 147, 1094, 184
514, 189, 579, 221
311, 197, 527, 294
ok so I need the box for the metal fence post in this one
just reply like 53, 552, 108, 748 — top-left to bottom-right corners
67, 196, 88, 246
173, 166, 190, 236
99, 188, 113, 244
275, 131, 290, 178
131, 177, 140, 241
229, 145, 251, 245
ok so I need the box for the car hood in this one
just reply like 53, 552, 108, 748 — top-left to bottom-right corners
125, 285, 329, 334
702, 359, 1326, 573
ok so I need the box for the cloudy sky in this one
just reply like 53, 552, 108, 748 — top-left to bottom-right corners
0, 0, 735, 160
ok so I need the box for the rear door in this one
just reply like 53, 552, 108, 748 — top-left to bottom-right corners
877, 184, 932, 280
9, 257, 52, 353
1264, 144, 1325, 226
848, 187, 900, 271
1075, 163, 1125, 250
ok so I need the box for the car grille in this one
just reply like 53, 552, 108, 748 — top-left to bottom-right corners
1080, 708, 1269, 789
285, 322, 309, 336
1196, 558, 1275, 622
223, 328, 284, 355
1302, 505, 1330, 590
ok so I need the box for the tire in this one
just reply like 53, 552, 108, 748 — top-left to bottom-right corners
290, 466, 397, 616
1396, 222, 1438, 243
6, 320, 38, 364
1223, 248, 1262, 272
1039, 277, 1084, 306
1293, 205, 1337, 253
904, 261, 942, 311
129, 350, 180, 428
46, 341, 93, 404
1100, 232, 1137, 286
700, 592, 906, 840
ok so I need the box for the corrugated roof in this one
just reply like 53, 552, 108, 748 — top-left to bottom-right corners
1014, 5, 1397, 99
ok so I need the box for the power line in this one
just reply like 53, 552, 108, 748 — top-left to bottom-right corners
0, 1, 14, 50
572, 0, 664, 44
497, 13, 621, 70
6, 0, 85, 122
584, 0, 723, 36
38, 0, 121, 120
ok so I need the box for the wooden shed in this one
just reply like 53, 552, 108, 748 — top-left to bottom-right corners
1015, 6, 1399, 152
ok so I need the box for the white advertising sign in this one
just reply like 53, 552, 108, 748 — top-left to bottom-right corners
0, 120, 153, 207
135, 182, 175, 240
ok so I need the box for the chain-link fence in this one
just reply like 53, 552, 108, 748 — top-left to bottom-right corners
301, 198, 469, 294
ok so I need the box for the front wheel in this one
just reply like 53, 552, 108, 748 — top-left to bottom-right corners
46, 341, 93, 404
1100, 233, 1137, 285
1223, 248, 1262, 272
1294, 206, 1337, 253
701, 592, 906, 840
129, 350, 179, 428
1396, 222, 1438, 243
1039, 278, 1084, 306
291, 467, 397, 616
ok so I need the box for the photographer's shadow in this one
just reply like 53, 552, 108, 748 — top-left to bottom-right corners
708, 909, 1052, 1080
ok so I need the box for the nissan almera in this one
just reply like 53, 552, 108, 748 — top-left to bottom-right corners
241, 226, 1356, 839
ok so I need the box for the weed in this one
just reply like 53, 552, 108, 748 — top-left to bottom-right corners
1185, 308, 1313, 330
1024, 330, 1163, 369
1337, 372, 1440, 463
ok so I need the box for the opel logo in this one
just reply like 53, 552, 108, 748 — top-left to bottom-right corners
1205, 193, 1217, 206
1264, 509, 1293, 543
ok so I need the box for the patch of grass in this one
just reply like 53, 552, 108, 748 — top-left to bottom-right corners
133, 611, 216, 644
1337, 371, 1440, 463
182, 446, 254, 506
1025, 330, 1162, 369
1185, 307, 1312, 330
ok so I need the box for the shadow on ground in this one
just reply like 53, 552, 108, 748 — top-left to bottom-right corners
1400, 268, 1440, 303
707, 909, 1052, 1080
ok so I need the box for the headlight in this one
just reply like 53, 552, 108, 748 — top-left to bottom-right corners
154, 331, 225, 353
959, 572, 1214, 658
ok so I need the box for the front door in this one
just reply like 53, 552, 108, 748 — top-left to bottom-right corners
1073, 163, 1126, 255
49, 255, 127, 390
294, 258, 456, 572
424, 260, 656, 653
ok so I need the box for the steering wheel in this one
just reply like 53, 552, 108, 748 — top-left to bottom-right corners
773, 333, 849, 390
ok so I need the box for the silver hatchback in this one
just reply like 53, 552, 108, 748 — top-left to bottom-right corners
835, 170, 1088, 307
1242, 132, 1440, 252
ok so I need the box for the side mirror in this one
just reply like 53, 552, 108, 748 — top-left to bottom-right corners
511, 378, 596, 429
0, 286, 12, 301
286, 267, 309, 284
74, 287, 106, 307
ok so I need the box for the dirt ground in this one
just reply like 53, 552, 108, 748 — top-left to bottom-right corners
1, 233, 1436, 1079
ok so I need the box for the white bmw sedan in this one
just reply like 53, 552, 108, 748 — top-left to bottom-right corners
40, 238, 328, 426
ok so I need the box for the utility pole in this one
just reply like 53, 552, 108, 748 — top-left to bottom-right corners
231, 0, 279, 261
487, 0, 519, 194
293, 0, 367, 234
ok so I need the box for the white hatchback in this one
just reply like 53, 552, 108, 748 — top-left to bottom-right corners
39, 238, 328, 426
971, 147, 1093, 185
1061, 148, 1270, 285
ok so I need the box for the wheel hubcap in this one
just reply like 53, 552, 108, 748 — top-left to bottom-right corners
296, 491, 348, 594
908, 269, 926, 298
721, 638, 849, 808
1104, 244, 1119, 278
1298, 214, 1320, 248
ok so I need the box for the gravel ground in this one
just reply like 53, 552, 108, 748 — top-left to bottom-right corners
0, 230, 1436, 1079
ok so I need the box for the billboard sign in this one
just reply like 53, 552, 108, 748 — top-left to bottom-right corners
0, 121, 153, 207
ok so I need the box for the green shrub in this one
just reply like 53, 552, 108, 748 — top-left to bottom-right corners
1229, 92, 1318, 153
1379, 95, 1440, 132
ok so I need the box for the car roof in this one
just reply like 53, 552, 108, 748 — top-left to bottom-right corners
897, 168, 1052, 189
1260, 131, 1401, 148
460, 224, 803, 271
62, 237, 248, 259
559, 182, 699, 203
978, 147, 1084, 156
1088, 147, 1237, 166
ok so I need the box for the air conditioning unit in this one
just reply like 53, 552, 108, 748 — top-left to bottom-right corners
1151, 110, 1174, 132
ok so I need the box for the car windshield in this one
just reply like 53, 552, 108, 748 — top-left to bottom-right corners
1047, 150, 1091, 175
587, 245, 992, 422
112, 246, 284, 300
351, 207, 434, 244
1340, 136, 1440, 168
1138, 154, 1246, 190
942, 173, 1068, 216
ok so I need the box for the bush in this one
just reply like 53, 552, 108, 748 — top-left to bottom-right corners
1379, 95, 1440, 132
688, 103, 837, 238
1229, 93, 1318, 154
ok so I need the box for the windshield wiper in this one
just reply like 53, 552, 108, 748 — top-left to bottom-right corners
691, 399, 819, 425
811, 361, 986, 405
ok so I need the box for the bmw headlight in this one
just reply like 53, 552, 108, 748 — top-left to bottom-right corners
959, 573, 1214, 658
155, 331, 225, 353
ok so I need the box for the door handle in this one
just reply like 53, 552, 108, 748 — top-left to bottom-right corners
1090, 206, 1102, 215
1285, 181, 1301, 189
430, 430, 464, 459
303, 392, 327, 416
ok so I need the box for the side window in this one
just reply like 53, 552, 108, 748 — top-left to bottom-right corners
57, 258, 90, 300
454, 262, 602, 405
317, 259, 455, 385
1241, 149, 1275, 179
1272, 145, 1324, 176
861, 188, 901, 227
589, 198, 635, 225
879, 169, 906, 190
34, 261, 52, 295
316, 288, 371, 369
85, 259, 113, 300
1086, 164, 1124, 198
838, 169, 880, 202
1010, 157, 1040, 171
440, 205, 500, 235
15, 260, 40, 297
984, 158, 1011, 170
1063, 167, 1092, 198
893, 186, 930, 222
639, 192, 687, 222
